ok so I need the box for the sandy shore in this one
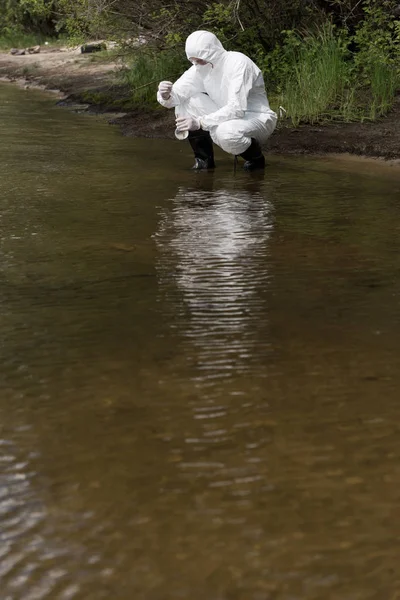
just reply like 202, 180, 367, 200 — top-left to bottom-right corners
0, 45, 118, 94
1, 45, 400, 162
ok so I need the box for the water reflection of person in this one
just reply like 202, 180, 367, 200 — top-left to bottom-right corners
155, 174, 273, 381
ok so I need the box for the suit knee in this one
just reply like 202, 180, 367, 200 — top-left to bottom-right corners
213, 122, 251, 155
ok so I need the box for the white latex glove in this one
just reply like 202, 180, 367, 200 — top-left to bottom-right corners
158, 80, 173, 100
175, 116, 201, 132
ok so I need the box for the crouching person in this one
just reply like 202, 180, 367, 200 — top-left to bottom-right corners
157, 30, 277, 171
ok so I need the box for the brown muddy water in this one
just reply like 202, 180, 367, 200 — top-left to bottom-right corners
1, 83, 400, 600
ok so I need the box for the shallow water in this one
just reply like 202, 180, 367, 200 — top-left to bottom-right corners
1, 84, 400, 600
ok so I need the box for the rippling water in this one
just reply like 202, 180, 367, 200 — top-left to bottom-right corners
1, 83, 400, 599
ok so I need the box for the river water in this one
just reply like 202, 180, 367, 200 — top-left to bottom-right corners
0, 84, 399, 599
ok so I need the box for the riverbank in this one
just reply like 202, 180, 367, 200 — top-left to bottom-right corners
1, 45, 400, 161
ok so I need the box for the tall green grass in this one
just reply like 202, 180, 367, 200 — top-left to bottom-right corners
277, 25, 350, 126
368, 62, 398, 120
121, 50, 187, 106
274, 24, 400, 125
0, 31, 54, 50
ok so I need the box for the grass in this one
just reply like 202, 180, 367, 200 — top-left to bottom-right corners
368, 62, 399, 120
276, 25, 351, 126
0, 31, 56, 50
273, 24, 400, 125
120, 50, 187, 106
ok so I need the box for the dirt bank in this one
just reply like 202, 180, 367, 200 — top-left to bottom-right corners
1, 45, 400, 160
0, 45, 119, 95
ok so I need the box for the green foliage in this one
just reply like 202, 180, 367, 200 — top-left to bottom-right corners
202, 2, 281, 58
256, 30, 304, 93
353, 0, 400, 72
351, 0, 400, 116
0, 0, 115, 41
261, 2, 400, 124
0, 0, 57, 36
0, 30, 49, 48
270, 24, 352, 125
202, 2, 237, 47
367, 62, 398, 118
120, 49, 187, 107
55, 0, 96, 42
19, 0, 52, 18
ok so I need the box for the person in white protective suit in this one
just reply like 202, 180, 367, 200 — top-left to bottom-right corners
157, 30, 277, 171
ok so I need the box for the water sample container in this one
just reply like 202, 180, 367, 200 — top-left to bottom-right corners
175, 129, 189, 141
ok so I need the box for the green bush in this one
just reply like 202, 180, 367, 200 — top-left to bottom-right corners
0, 0, 57, 37
352, 0, 400, 117
261, 2, 400, 124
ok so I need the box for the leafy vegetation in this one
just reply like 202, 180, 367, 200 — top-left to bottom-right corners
263, 9, 400, 125
0, 0, 399, 124
0, 31, 48, 49
120, 50, 187, 106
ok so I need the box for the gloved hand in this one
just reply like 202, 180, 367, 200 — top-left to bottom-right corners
175, 116, 201, 132
158, 81, 173, 100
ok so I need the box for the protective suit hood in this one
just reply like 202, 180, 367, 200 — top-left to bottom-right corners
185, 31, 226, 65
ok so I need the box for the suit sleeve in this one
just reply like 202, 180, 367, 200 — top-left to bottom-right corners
157, 66, 205, 108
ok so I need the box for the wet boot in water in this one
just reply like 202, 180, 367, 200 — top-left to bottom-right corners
188, 130, 215, 170
240, 138, 265, 171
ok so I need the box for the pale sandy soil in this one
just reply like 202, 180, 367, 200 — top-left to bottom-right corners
0, 45, 120, 95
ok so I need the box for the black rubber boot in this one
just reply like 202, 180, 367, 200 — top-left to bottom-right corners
240, 138, 265, 171
188, 130, 215, 170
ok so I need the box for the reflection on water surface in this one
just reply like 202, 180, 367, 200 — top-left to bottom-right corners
1, 84, 400, 599
156, 181, 273, 379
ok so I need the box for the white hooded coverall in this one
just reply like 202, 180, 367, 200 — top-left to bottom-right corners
157, 31, 277, 156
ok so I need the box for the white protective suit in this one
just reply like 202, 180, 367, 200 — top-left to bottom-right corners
157, 31, 277, 156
